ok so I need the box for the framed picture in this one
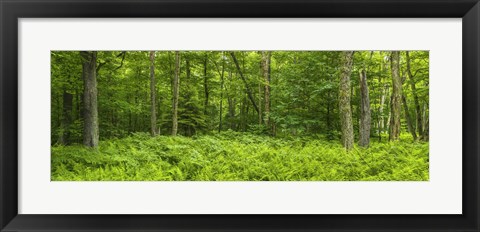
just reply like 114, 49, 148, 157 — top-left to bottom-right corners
1, 0, 479, 231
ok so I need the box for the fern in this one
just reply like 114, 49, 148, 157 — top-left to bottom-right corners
51, 133, 429, 181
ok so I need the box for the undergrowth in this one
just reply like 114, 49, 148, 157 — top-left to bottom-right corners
51, 131, 429, 181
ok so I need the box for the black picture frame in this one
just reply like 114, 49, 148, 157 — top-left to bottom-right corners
1, 0, 479, 231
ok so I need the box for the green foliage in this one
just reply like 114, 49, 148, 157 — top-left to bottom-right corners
51, 132, 428, 181
51, 50, 430, 181
51, 51, 429, 141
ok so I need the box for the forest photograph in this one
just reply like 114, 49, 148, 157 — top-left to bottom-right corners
51, 50, 429, 181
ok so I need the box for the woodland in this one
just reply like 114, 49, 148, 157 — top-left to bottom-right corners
51, 51, 429, 181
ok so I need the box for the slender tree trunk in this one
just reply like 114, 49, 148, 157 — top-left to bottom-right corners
262, 51, 271, 127
402, 94, 417, 140
203, 54, 209, 116
149, 51, 157, 136
379, 89, 385, 136
359, 70, 371, 147
268, 53, 271, 96
184, 56, 194, 136
339, 51, 355, 150
326, 91, 332, 139
172, 51, 180, 136
381, 85, 391, 140
406, 51, 423, 140
55, 97, 61, 142
133, 96, 137, 132
423, 116, 429, 141
228, 96, 235, 130
157, 87, 162, 135
58, 89, 73, 144
240, 95, 246, 131
229, 52, 259, 114
267, 52, 272, 128
227, 71, 236, 130
389, 51, 402, 141
377, 56, 387, 141
80, 51, 99, 147
258, 65, 262, 125
75, 87, 81, 122
218, 57, 225, 132
258, 82, 262, 125
421, 103, 429, 141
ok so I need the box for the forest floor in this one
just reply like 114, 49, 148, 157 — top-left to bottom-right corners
51, 131, 429, 181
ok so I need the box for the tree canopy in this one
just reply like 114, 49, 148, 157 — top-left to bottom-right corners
52, 51, 429, 145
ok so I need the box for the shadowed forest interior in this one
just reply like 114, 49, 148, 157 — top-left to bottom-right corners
51, 51, 429, 181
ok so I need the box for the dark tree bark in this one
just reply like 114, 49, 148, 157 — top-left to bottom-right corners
80, 51, 99, 147
149, 51, 157, 136
389, 51, 402, 141
406, 51, 423, 140
339, 51, 355, 150
423, 116, 429, 141
262, 51, 271, 127
359, 70, 371, 147
172, 51, 180, 136
229, 52, 259, 114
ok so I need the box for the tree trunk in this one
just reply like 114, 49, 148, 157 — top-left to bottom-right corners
258, 58, 262, 126
149, 51, 157, 136
228, 96, 235, 130
80, 51, 99, 147
421, 103, 429, 141
423, 116, 429, 141
339, 51, 355, 150
389, 51, 402, 141
258, 79, 262, 125
203, 54, 209, 116
172, 51, 180, 136
240, 95, 247, 132
262, 51, 271, 127
377, 55, 387, 142
402, 94, 417, 140
326, 91, 332, 140
358, 70, 371, 147
75, 87, 81, 123
229, 52, 259, 114
58, 89, 73, 145
218, 56, 226, 132
378, 88, 386, 138
406, 51, 423, 140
